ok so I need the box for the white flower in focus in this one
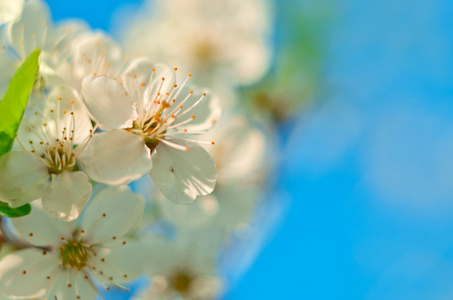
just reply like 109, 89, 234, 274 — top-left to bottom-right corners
122, 0, 273, 87
80, 58, 221, 203
0, 186, 146, 300
0, 86, 93, 220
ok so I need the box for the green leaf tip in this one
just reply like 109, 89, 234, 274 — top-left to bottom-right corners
0, 49, 41, 156
0, 202, 32, 218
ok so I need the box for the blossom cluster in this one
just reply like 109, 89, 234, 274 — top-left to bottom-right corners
0, 0, 273, 299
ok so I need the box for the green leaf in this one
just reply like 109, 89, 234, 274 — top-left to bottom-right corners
0, 202, 31, 218
0, 49, 41, 156
0, 50, 40, 218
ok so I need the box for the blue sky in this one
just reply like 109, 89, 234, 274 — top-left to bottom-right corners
45, 0, 453, 298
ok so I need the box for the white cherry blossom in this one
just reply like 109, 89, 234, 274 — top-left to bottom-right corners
80, 58, 221, 203
0, 186, 146, 300
0, 85, 93, 220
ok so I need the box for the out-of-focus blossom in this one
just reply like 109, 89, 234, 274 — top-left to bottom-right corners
203, 116, 266, 184
0, 0, 23, 25
80, 58, 221, 203
121, 0, 273, 88
0, 0, 89, 97
243, 6, 328, 123
50, 32, 126, 94
136, 230, 223, 300
0, 186, 146, 300
0, 85, 93, 221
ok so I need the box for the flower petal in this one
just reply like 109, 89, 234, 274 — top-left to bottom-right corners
150, 141, 217, 203
50, 271, 97, 300
0, 151, 48, 207
0, 0, 23, 25
122, 58, 175, 103
81, 185, 145, 244
43, 85, 93, 145
97, 239, 150, 285
0, 248, 59, 298
7, 0, 51, 59
81, 75, 137, 129
12, 204, 72, 246
41, 171, 92, 221
204, 116, 265, 182
79, 129, 153, 185
69, 32, 123, 90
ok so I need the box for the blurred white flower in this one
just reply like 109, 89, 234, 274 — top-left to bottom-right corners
136, 230, 222, 300
160, 184, 258, 233
0, 85, 93, 220
0, 0, 23, 25
0, 0, 89, 97
203, 115, 266, 184
121, 0, 273, 87
80, 58, 221, 203
51, 32, 126, 94
0, 186, 146, 300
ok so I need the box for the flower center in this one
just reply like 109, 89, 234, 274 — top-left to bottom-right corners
45, 146, 77, 174
169, 269, 195, 295
59, 240, 90, 271
127, 114, 167, 152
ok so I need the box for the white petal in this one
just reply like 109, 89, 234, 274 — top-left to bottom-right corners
0, 0, 24, 25
41, 171, 92, 221
81, 75, 137, 129
150, 141, 217, 203
64, 32, 123, 92
98, 239, 150, 284
0, 40, 18, 99
38, 57, 67, 86
122, 58, 175, 103
7, 0, 51, 59
79, 129, 153, 185
12, 204, 72, 246
170, 87, 221, 133
43, 85, 93, 144
81, 186, 145, 244
0, 248, 59, 298
51, 271, 97, 300
206, 116, 265, 182
0, 151, 48, 207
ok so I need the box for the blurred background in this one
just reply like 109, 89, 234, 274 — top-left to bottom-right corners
44, 0, 453, 298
